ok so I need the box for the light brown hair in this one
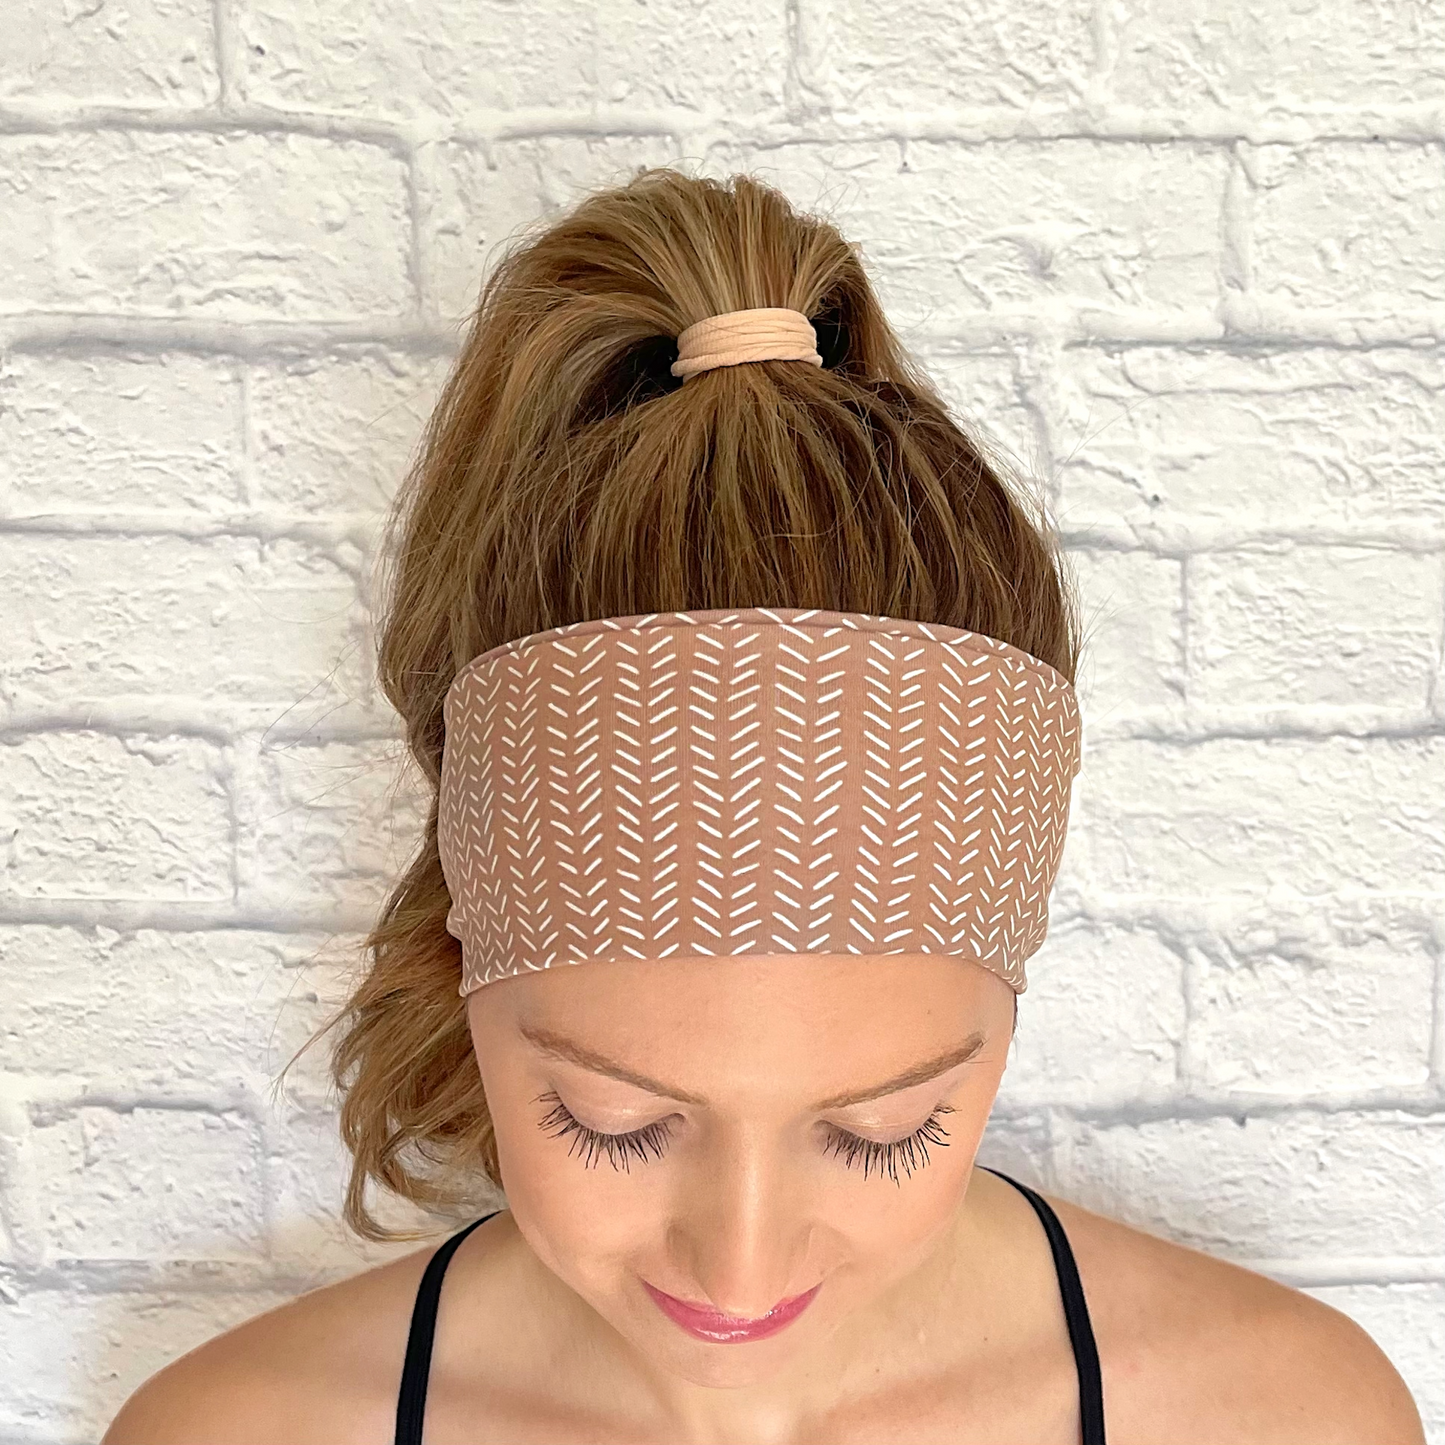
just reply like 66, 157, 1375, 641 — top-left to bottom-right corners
285, 166, 1080, 1241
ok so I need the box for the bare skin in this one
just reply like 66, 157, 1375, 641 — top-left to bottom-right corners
105, 954, 1425, 1445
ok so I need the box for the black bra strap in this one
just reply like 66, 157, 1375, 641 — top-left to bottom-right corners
980, 1167, 1106, 1445
394, 1211, 500, 1445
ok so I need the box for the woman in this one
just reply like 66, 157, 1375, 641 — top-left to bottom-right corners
103, 168, 1423, 1445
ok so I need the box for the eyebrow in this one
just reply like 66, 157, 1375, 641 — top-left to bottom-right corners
518, 1022, 988, 1111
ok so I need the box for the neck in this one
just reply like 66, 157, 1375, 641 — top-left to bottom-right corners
500, 1167, 1029, 1445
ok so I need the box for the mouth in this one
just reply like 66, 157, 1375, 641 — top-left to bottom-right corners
642, 1279, 822, 1343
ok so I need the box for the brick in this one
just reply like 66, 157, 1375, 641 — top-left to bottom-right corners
259, 944, 360, 1107
1189, 545, 1443, 710
714, 139, 1228, 323
236, 0, 787, 120
1001, 923, 1184, 1103
1047, 797, 1091, 909
1054, 347, 1445, 534
819, 0, 1095, 110
974, 1114, 1056, 1193
913, 347, 1048, 483
1250, 142, 1445, 311
0, 352, 244, 513
1068, 549, 1185, 720
246, 738, 431, 912
0, 131, 411, 320
261, 1103, 366, 1268
1073, 736, 1445, 898
423, 136, 684, 324
248, 350, 444, 513
4, 0, 1443, 1413
1189, 917, 1434, 1095
25, 1105, 264, 1261
1111, 0, 1445, 108
1, 533, 363, 708
0, 927, 337, 1082
1055, 1111, 1445, 1262
0, 731, 231, 903
0, 1285, 293, 1442
0, 0, 218, 108
263, 1102, 449, 1273
1305, 1284, 1445, 1441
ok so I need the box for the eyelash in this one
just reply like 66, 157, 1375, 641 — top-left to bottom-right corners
535, 1091, 956, 1185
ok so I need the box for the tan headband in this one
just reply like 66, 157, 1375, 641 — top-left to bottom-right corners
438, 608, 1081, 998
671, 308, 823, 380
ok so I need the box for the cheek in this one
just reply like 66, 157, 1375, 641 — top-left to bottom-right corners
487, 1090, 670, 1307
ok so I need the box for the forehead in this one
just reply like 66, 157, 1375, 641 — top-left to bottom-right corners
470, 952, 1010, 1055
467, 955, 1014, 1113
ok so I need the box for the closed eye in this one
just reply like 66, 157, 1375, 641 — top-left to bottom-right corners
535, 1091, 955, 1185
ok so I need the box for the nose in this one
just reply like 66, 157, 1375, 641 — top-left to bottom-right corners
668, 1143, 812, 1317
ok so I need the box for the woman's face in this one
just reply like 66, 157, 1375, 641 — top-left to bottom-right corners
466, 953, 1014, 1392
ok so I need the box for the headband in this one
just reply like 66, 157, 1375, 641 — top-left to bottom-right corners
438, 608, 1081, 998
671, 308, 823, 379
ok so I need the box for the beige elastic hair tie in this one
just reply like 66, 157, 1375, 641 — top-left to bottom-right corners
671, 307, 824, 380
438, 608, 1082, 998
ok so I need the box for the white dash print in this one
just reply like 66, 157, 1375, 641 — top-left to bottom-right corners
849, 634, 929, 954
688, 624, 766, 955
770, 619, 851, 952
544, 633, 610, 967
437, 609, 1081, 996
610, 625, 684, 958
489, 642, 552, 973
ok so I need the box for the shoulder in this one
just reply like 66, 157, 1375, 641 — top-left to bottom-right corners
1047, 1193, 1425, 1445
101, 1234, 445, 1445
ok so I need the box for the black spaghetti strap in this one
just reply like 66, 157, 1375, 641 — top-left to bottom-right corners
981, 1167, 1107, 1445
394, 1211, 500, 1445
397, 1185, 1103, 1445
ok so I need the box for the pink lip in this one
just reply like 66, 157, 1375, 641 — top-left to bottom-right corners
643, 1279, 821, 1343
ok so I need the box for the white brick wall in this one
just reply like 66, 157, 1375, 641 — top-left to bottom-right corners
1, 2, 1441, 1439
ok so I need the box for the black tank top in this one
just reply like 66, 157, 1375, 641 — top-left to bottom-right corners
394, 1166, 1106, 1445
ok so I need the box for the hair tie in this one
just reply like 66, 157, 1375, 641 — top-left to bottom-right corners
671, 307, 824, 380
